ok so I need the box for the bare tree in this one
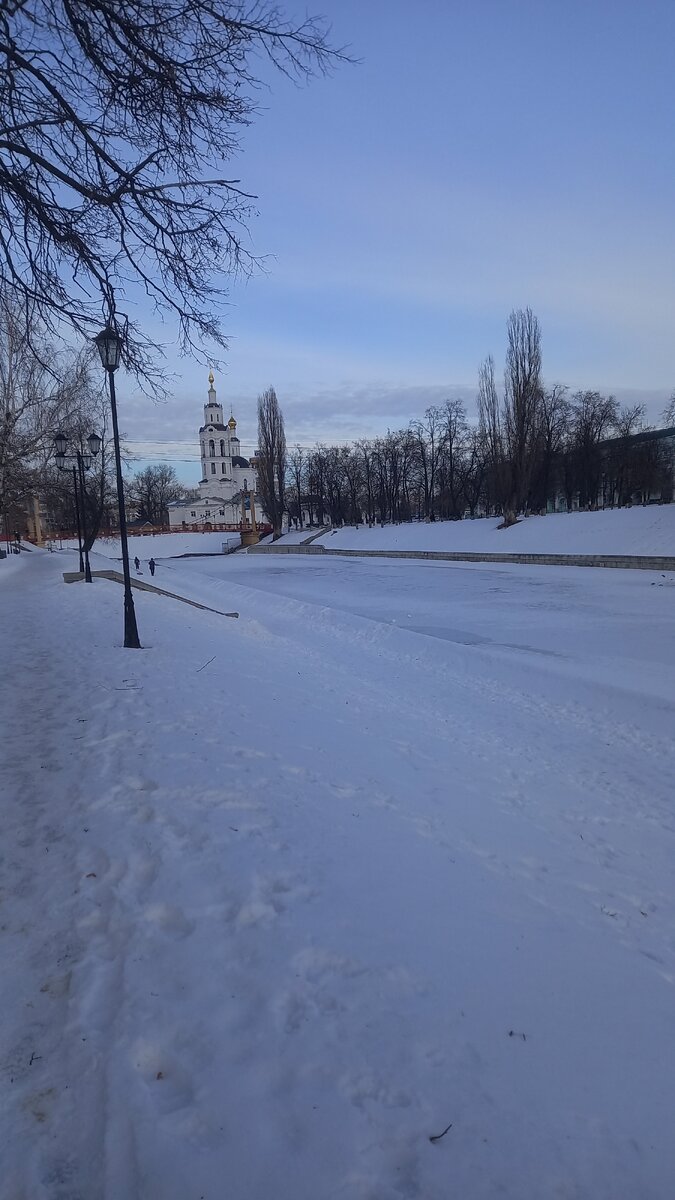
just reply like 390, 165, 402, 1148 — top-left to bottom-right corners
604, 404, 646, 506
257, 386, 286, 539
662, 393, 675, 427
460, 428, 488, 518
410, 406, 444, 520
477, 309, 544, 526
41, 380, 119, 548
477, 354, 507, 517
528, 384, 570, 512
286, 445, 306, 529
502, 307, 543, 524
437, 398, 468, 518
566, 391, 619, 509
128, 464, 182, 525
306, 446, 328, 526
0, 293, 97, 522
341, 447, 364, 525
323, 446, 345, 525
0, 2, 347, 376
355, 439, 376, 525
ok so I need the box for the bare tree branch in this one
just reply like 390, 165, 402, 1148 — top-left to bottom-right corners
0, 0, 350, 380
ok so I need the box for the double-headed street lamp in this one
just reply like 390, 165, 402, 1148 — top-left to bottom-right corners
54, 431, 101, 582
94, 325, 141, 650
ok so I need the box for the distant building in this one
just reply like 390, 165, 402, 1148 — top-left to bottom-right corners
167, 373, 265, 529
548, 425, 675, 513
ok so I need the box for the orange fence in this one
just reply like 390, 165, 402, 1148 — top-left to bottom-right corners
49, 522, 272, 540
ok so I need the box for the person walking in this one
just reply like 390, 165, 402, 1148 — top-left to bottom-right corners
134, 555, 140, 571
148, 558, 156, 577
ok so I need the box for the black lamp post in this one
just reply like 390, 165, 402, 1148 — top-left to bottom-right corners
54, 431, 101, 581
55, 433, 83, 573
94, 325, 141, 649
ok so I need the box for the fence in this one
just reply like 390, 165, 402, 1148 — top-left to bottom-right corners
42, 521, 272, 541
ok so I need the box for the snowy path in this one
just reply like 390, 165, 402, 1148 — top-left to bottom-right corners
1, 552, 675, 1199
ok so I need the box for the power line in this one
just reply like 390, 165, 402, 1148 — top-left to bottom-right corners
126, 436, 329, 448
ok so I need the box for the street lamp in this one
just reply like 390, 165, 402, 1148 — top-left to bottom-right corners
53, 432, 100, 581
94, 325, 141, 649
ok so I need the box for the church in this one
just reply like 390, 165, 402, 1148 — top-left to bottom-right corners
167, 373, 264, 530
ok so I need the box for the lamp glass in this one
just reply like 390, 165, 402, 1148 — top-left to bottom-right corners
54, 432, 68, 455
94, 326, 122, 371
88, 432, 102, 456
55, 454, 66, 471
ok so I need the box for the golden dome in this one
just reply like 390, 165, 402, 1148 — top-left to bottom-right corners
208, 369, 214, 385
228, 414, 237, 430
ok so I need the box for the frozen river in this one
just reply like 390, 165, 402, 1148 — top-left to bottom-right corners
169, 551, 675, 699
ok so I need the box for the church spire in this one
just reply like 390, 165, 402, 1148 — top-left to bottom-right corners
208, 369, 216, 404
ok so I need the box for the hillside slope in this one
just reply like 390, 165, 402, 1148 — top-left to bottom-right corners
308, 506, 675, 556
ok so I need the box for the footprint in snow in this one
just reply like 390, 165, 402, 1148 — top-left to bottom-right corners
143, 903, 194, 938
234, 874, 316, 929
132, 1040, 194, 1115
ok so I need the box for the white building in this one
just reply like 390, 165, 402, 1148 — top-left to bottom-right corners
167, 373, 264, 530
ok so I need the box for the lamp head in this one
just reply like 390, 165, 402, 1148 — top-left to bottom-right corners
94, 325, 122, 371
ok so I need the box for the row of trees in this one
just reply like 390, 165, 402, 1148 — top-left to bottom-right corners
282, 393, 672, 534
270, 311, 674, 534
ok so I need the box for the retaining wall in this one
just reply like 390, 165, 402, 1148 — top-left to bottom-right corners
248, 544, 675, 571
63, 569, 239, 616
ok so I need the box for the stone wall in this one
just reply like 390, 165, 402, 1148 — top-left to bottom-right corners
248, 544, 675, 571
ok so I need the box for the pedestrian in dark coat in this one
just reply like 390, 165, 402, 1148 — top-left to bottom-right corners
134, 556, 140, 571
148, 558, 156, 577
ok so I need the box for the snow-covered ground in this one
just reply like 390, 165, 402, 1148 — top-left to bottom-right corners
59, 530, 242, 560
274, 527, 323, 544
286, 505, 675, 556
55, 506, 675, 566
2, 550, 675, 1198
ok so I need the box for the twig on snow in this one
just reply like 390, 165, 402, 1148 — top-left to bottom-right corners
429, 1122, 452, 1143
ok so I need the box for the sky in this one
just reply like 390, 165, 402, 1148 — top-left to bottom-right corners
122, 0, 675, 484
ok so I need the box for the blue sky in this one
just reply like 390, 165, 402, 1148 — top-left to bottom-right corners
124, 0, 675, 482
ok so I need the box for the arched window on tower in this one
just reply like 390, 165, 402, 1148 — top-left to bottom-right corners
220, 439, 225, 457
221, 463, 226, 474
209, 439, 215, 457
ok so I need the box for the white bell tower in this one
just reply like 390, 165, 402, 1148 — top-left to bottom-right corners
199, 371, 231, 485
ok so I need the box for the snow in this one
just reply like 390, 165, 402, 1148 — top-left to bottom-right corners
52, 505, 675, 564
0, 549, 35, 577
59, 530, 242, 560
2, 549, 675, 1198
298, 505, 675, 556
274, 527, 322, 544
